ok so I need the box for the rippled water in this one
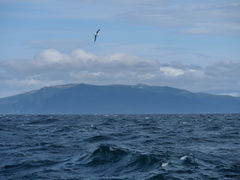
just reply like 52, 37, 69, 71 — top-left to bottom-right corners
0, 114, 240, 180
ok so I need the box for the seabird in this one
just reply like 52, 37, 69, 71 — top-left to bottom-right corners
94, 29, 100, 42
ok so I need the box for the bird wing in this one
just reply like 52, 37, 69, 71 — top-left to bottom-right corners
94, 34, 97, 42
94, 29, 100, 42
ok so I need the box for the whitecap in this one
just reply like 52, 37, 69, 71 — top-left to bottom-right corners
90, 124, 97, 129
161, 162, 168, 167
180, 155, 188, 160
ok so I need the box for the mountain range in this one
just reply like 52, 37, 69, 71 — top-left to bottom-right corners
0, 83, 239, 114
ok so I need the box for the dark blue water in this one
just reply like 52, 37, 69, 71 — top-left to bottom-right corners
0, 114, 240, 180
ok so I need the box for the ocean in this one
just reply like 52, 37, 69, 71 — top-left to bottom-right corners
0, 114, 239, 180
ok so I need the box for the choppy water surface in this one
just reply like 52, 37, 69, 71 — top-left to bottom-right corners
0, 114, 240, 180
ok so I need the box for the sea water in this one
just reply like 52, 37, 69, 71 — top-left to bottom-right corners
0, 114, 239, 179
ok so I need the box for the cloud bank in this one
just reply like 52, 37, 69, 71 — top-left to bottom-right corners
1, 48, 239, 97
115, 0, 240, 36
1, 0, 240, 36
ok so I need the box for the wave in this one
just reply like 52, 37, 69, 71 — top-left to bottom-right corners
84, 135, 114, 143
77, 144, 166, 173
1, 114, 239, 179
28, 115, 59, 125
1, 159, 60, 174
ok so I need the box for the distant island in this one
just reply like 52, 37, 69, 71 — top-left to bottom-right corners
0, 83, 239, 114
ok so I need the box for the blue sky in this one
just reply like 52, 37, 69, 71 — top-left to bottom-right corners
0, 0, 240, 97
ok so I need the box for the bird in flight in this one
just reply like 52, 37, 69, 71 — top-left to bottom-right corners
94, 29, 100, 42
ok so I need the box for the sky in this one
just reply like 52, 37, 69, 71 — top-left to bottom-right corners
0, 0, 240, 98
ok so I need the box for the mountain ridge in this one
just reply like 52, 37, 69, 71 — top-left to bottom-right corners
0, 83, 239, 114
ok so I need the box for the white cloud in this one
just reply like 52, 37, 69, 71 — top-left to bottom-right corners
185, 69, 205, 79
160, 67, 184, 77
218, 92, 240, 97
71, 49, 97, 61
36, 49, 68, 64
1, 48, 240, 97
